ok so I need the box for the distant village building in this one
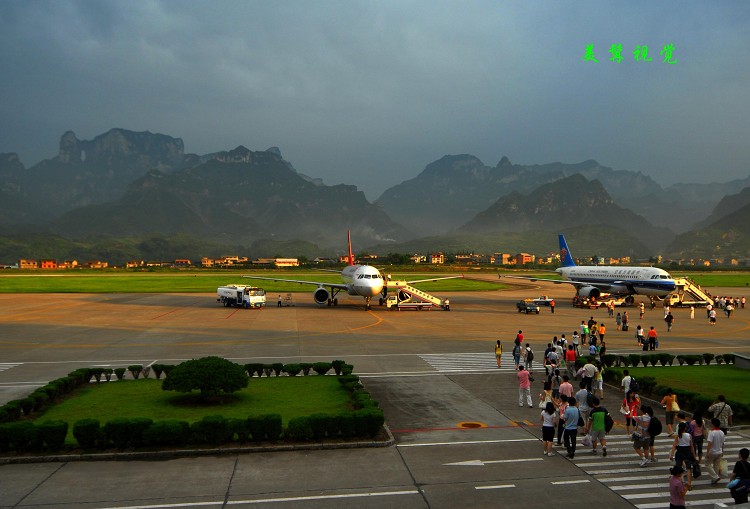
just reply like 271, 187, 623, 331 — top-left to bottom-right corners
39, 259, 58, 269
19, 259, 38, 269
253, 258, 299, 267
85, 260, 109, 269
411, 254, 427, 263
514, 253, 535, 265
174, 259, 192, 267
126, 260, 145, 268
202, 256, 248, 268
429, 252, 445, 264
59, 260, 79, 269
497, 253, 513, 265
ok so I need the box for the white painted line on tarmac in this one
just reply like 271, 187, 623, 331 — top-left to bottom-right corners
399, 438, 538, 447
445, 458, 544, 466
97, 489, 422, 509
551, 480, 590, 485
624, 487, 727, 500
475, 484, 516, 490
635, 498, 735, 509
598, 474, 670, 482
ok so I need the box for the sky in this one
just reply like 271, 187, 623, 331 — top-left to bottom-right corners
1, 1, 749, 200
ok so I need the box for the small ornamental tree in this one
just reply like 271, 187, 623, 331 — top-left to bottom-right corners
161, 356, 249, 400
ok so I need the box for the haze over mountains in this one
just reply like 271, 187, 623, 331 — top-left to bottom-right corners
1, 128, 749, 264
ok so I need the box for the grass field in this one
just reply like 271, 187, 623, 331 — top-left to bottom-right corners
607, 365, 747, 403
36, 376, 354, 442
0, 271, 504, 293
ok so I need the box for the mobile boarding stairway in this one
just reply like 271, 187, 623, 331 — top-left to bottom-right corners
384, 280, 449, 309
668, 277, 713, 306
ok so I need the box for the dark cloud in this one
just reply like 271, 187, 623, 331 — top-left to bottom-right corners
1, 0, 749, 199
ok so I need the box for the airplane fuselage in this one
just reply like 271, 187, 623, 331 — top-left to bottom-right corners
558, 265, 675, 297
343, 264, 385, 298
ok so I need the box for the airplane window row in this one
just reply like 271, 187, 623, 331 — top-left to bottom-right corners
357, 274, 383, 279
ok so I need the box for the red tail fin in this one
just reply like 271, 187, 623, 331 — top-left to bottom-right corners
347, 230, 355, 266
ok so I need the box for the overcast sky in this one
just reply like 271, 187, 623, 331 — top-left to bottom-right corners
1, 1, 748, 200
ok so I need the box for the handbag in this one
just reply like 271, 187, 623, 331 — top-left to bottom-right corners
672, 401, 680, 412
581, 434, 592, 447
727, 478, 740, 489
619, 402, 630, 415
577, 409, 584, 427
692, 461, 701, 479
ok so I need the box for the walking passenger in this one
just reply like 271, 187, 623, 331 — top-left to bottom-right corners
495, 340, 503, 368
517, 365, 533, 408
633, 405, 652, 467
541, 401, 558, 456
705, 418, 726, 484
669, 421, 697, 491
690, 411, 706, 461
587, 397, 609, 456
563, 397, 580, 459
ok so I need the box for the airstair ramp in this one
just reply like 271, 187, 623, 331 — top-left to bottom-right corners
674, 278, 713, 305
386, 281, 445, 307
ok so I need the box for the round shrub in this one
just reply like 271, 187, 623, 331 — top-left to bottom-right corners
312, 362, 332, 376
300, 363, 313, 376
114, 368, 127, 380
247, 416, 265, 441
5, 421, 42, 452
332, 360, 346, 375
191, 415, 231, 445
38, 420, 68, 451
283, 364, 302, 376
285, 416, 314, 441
262, 414, 282, 441
143, 420, 190, 446
161, 356, 249, 400
73, 418, 101, 449
308, 413, 329, 440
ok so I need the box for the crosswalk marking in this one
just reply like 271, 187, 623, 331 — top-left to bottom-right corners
0, 363, 21, 373
565, 435, 746, 508
418, 352, 519, 373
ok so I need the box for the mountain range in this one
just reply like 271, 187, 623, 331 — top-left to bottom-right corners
1, 128, 749, 263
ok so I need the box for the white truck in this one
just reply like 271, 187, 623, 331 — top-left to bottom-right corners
385, 295, 431, 311
217, 285, 266, 308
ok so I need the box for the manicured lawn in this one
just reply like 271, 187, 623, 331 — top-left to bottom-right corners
0, 272, 500, 293
35, 376, 353, 442
608, 365, 747, 403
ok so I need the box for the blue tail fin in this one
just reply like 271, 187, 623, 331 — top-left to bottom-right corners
558, 234, 576, 267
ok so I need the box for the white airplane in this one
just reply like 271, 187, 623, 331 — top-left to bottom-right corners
242, 231, 458, 310
507, 234, 676, 302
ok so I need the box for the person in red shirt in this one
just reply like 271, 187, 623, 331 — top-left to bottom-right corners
647, 326, 658, 350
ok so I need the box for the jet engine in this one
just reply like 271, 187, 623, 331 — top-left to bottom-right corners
313, 287, 330, 304
578, 286, 601, 299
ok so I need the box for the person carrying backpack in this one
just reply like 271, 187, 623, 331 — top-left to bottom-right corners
586, 397, 610, 456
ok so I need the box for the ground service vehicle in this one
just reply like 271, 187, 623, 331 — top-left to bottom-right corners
385, 295, 431, 310
517, 300, 540, 314
217, 285, 266, 308
532, 296, 554, 306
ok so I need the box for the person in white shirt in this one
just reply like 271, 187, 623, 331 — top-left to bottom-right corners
621, 369, 632, 394
705, 417, 727, 484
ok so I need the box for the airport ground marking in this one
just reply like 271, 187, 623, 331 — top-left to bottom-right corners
444, 457, 544, 466
96, 489, 421, 509
551, 480, 590, 485
475, 484, 516, 490
398, 438, 538, 448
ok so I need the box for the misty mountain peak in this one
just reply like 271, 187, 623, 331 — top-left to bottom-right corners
497, 156, 512, 167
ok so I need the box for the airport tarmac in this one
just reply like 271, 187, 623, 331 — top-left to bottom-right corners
1, 279, 748, 508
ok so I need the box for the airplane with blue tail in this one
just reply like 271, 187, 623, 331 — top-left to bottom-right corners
508, 234, 676, 301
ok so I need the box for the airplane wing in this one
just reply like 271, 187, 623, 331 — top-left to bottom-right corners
404, 274, 464, 285
241, 275, 349, 290
503, 275, 613, 290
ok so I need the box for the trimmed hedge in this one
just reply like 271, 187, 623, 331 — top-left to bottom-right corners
0, 359, 386, 453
